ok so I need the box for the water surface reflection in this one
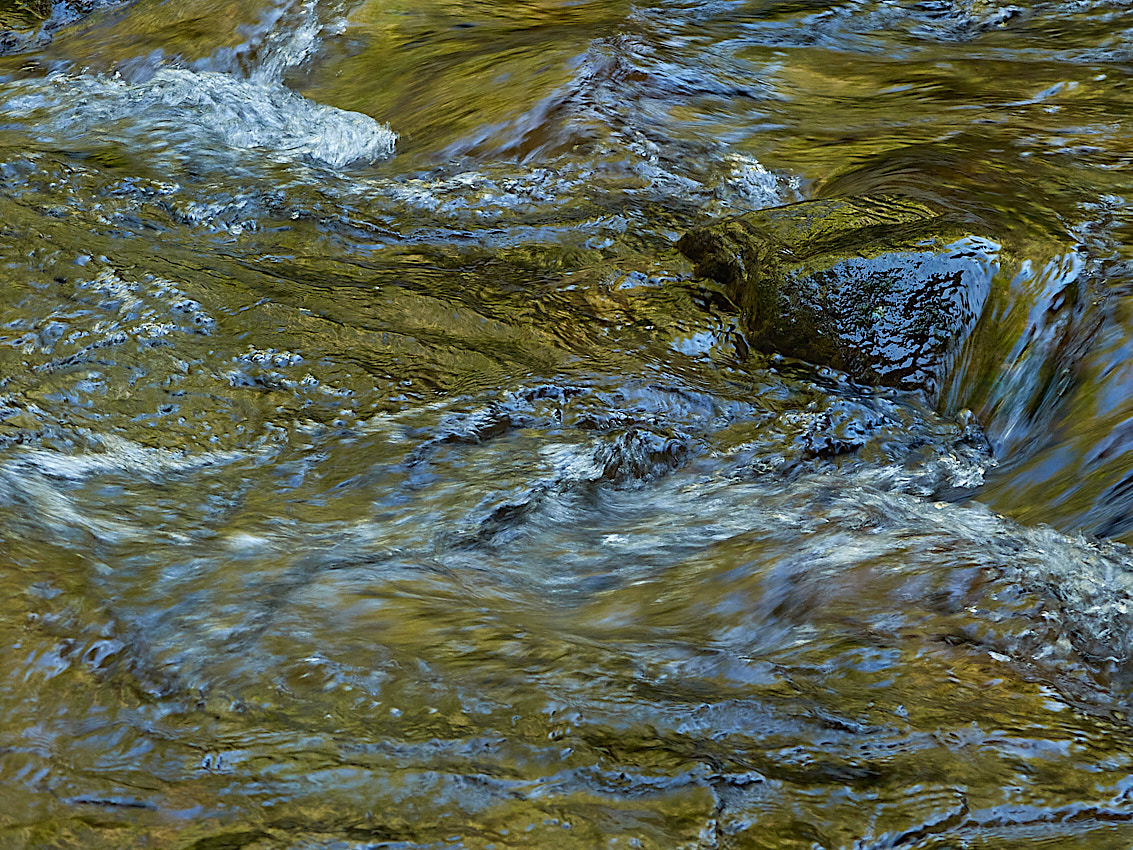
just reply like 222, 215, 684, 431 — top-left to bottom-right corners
0, 0, 1133, 846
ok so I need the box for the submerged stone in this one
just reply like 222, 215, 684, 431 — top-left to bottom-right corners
677, 195, 999, 399
0, 0, 50, 30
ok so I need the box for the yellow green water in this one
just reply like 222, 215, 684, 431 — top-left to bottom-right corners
0, 0, 1132, 846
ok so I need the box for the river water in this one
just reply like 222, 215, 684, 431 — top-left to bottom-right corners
0, 0, 1132, 846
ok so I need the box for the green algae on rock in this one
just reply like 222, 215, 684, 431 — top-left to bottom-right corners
677, 195, 999, 400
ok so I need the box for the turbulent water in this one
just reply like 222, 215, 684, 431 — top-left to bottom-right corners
0, 0, 1132, 846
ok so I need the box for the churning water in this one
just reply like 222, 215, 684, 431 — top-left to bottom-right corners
0, 0, 1132, 846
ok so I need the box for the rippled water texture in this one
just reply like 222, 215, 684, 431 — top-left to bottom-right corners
1, 0, 1133, 846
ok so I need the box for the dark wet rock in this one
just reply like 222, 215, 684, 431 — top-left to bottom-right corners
678, 195, 999, 399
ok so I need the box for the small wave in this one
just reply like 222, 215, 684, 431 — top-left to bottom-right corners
2, 66, 396, 169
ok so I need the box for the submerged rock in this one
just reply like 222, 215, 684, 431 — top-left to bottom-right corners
0, 0, 51, 30
0, 0, 125, 55
677, 195, 999, 399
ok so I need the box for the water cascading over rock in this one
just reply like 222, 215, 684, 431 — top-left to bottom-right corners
678, 194, 1000, 400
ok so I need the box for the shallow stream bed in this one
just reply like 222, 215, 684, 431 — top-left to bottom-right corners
1, 0, 1133, 846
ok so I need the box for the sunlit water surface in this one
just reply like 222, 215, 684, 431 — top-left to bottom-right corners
1, 0, 1133, 846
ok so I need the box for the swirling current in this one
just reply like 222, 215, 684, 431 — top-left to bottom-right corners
1, 0, 1133, 846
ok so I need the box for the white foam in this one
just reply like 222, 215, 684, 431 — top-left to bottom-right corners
3, 67, 396, 169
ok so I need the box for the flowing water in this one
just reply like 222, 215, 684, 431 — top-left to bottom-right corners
0, 0, 1132, 846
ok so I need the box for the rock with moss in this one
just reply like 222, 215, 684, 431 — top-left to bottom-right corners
677, 195, 999, 399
